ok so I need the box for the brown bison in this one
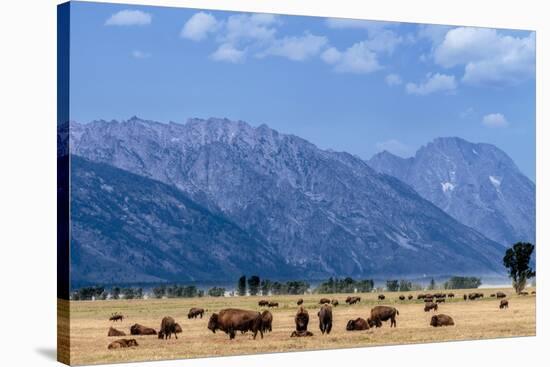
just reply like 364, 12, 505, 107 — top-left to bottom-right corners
268, 302, 279, 308
108, 338, 138, 350
208, 309, 263, 340
399, 295, 405, 301
295, 306, 309, 332
188, 307, 205, 319
519, 291, 529, 296
109, 313, 124, 322
346, 318, 369, 331
424, 302, 438, 312
447, 293, 455, 298
290, 330, 313, 337
378, 294, 386, 301
297, 298, 304, 305
318, 304, 333, 335
417, 294, 426, 300
496, 292, 506, 298
368, 306, 399, 328
408, 295, 413, 300
258, 300, 269, 307
430, 314, 454, 327
463, 294, 467, 300
331, 299, 339, 306
531, 291, 536, 295
435, 298, 445, 303
261, 310, 273, 333
490, 294, 496, 297
108, 327, 126, 337
319, 298, 331, 304
130, 324, 157, 336
158, 316, 178, 340
500, 300, 509, 309
345, 296, 361, 305
174, 323, 182, 334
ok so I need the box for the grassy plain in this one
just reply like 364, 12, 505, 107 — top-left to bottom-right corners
67, 287, 536, 365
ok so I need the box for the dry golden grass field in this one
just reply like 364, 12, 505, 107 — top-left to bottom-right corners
66, 287, 536, 365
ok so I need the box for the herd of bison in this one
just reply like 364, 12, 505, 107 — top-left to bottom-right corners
105, 291, 534, 350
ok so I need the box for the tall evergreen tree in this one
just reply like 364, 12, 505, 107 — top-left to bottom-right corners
503, 242, 535, 294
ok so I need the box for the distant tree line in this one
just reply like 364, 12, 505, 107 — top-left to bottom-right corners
315, 277, 374, 294
152, 285, 204, 299
443, 276, 482, 289
71, 286, 144, 300
237, 275, 310, 295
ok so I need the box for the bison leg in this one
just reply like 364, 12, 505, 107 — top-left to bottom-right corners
326, 322, 332, 335
229, 329, 236, 340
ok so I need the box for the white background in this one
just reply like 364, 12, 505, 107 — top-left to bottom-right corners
0, 0, 547, 366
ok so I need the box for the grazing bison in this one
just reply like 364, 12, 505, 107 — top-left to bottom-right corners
424, 302, 438, 312
435, 298, 445, 303
346, 296, 361, 305
408, 295, 413, 300
430, 314, 454, 327
268, 302, 279, 308
188, 307, 205, 319
290, 330, 313, 337
399, 295, 405, 301
258, 300, 269, 307
319, 298, 331, 304
346, 318, 369, 331
208, 309, 263, 340
261, 310, 273, 333
158, 316, 178, 340
108, 338, 138, 350
318, 304, 333, 335
417, 294, 426, 300
490, 294, 496, 298
109, 313, 124, 322
297, 298, 304, 305
368, 306, 399, 328
130, 324, 157, 336
500, 300, 509, 309
295, 306, 309, 332
378, 294, 386, 301
108, 327, 126, 337
331, 299, 339, 306
447, 293, 455, 298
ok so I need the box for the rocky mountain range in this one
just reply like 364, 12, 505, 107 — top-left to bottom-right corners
368, 137, 535, 247
65, 117, 514, 284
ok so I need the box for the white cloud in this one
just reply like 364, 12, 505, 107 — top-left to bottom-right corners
210, 43, 246, 63
223, 13, 279, 44
405, 73, 457, 95
132, 50, 151, 59
181, 12, 219, 41
259, 33, 328, 61
385, 73, 402, 86
482, 113, 509, 128
105, 10, 151, 26
375, 139, 413, 157
362, 30, 402, 54
325, 18, 396, 33
321, 42, 381, 74
433, 27, 535, 85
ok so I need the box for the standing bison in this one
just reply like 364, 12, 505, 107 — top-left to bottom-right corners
346, 318, 369, 331
258, 300, 269, 307
496, 292, 506, 298
345, 296, 361, 305
208, 309, 263, 340
295, 306, 309, 332
424, 302, 438, 312
297, 298, 304, 305
378, 294, 386, 301
430, 314, 454, 327
109, 313, 124, 322
500, 300, 509, 309
268, 302, 279, 308
261, 310, 273, 333
158, 316, 179, 340
318, 304, 333, 335
331, 299, 339, 306
188, 307, 205, 319
368, 306, 399, 328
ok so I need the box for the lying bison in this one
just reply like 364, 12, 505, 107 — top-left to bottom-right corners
291, 330, 313, 337
258, 300, 269, 307
108, 327, 126, 337
500, 300, 509, 309
368, 306, 399, 328
295, 306, 309, 332
261, 310, 273, 333
109, 313, 124, 322
130, 324, 157, 336
318, 304, 333, 335
430, 314, 454, 327
188, 307, 205, 319
158, 316, 179, 340
319, 298, 331, 304
108, 338, 138, 349
208, 309, 263, 340
378, 294, 386, 301
408, 295, 413, 300
496, 292, 506, 298
297, 298, 304, 305
346, 318, 369, 331
424, 302, 438, 312
399, 295, 405, 301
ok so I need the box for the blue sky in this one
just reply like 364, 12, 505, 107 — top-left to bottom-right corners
68, 1, 536, 180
